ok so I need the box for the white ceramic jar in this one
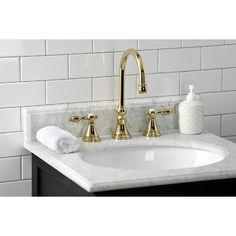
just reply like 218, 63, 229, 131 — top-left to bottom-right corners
179, 85, 204, 134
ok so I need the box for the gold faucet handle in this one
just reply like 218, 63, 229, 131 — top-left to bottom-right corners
156, 109, 174, 115
69, 113, 100, 142
85, 113, 98, 122
143, 108, 173, 138
69, 114, 98, 122
145, 108, 173, 118
83, 113, 101, 142
145, 109, 157, 118
143, 109, 160, 137
69, 115, 85, 122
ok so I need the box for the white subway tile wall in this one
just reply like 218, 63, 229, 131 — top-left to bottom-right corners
93, 75, 136, 101
21, 155, 32, 180
224, 40, 236, 45
182, 40, 225, 47
180, 70, 222, 94
21, 55, 68, 81
0, 82, 45, 108
201, 45, 236, 69
138, 40, 181, 50
0, 40, 45, 57
158, 48, 201, 72
0, 39, 235, 196
204, 116, 221, 136
0, 133, 30, 158
201, 91, 236, 115
0, 58, 20, 83
93, 40, 137, 52
46, 40, 92, 55
46, 78, 91, 104
0, 157, 21, 182
222, 68, 236, 91
69, 53, 113, 78
0, 180, 32, 196
138, 73, 179, 98
0, 108, 21, 133
221, 114, 236, 136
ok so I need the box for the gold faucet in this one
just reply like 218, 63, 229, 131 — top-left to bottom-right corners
69, 113, 101, 142
112, 48, 147, 140
143, 109, 174, 137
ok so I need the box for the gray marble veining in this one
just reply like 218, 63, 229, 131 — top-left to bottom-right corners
24, 132, 236, 192
23, 96, 181, 143
22, 96, 236, 193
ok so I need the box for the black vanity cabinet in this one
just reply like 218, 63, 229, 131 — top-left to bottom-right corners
32, 154, 236, 196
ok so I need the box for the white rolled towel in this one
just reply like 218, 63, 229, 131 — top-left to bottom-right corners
36, 126, 79, 154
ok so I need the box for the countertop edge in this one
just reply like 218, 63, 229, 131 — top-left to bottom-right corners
24, 132, 236, 193
24, 142, 94, 192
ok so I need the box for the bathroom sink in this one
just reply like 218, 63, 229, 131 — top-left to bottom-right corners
82, 146, 225, 171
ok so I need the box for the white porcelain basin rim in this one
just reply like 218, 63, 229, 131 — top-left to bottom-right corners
82, 146, 226, 171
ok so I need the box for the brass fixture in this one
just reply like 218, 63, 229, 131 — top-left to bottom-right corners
69, 115, 83, 122
143, 109, 160, 137
82, 114, 101, 142
69, 113, 101, 142
112, 48, 147, 140
143, 108, 174, 137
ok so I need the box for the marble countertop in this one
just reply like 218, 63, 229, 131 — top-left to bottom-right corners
24, 131, 236, 192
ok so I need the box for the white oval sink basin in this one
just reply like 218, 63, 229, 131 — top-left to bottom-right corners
82, 146, 226, 170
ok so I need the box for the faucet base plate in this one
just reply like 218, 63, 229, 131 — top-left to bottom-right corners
112, 124, 131, 140
82, 135, 101, 142
143, 130, 161, 137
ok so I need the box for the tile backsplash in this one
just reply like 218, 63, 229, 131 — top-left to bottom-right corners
0, 39, 236, 196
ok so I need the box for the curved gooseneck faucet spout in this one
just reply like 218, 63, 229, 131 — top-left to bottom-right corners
112, 48, 147, 140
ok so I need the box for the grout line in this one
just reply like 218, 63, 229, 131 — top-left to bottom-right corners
113, 52, 116, 76
178, 72, 181, 95
207, 111, 236, 116
44, 81, 47, 105
19, 57, 22, 82
91, 78, 94, 101
181, 43, 227, 49
20, 156, 23, 180
221, 69, 224, 92
112, 52, 114, 76
67, 55, 70, 79
113, 66, 236, 75
0, 155, 25, 160
200, 47, 202, 70
222, 134, 236, 138
0, 77, 92, 84
0, 179, 32, 185
0, 67, 233, 85
205, 114, 221, 117
220, 114, 222, 137
200, 90, 236, 95
0, 54, 46, 59
1, 65, 236, 84
0, 43, 235, 60
0, 102, 71, 110
44, 40, 47, 55
157, 50, 160, 73
0, 130, 24, 135
19, 106, 22, 131
221, 69, 223, 91
220, 112, 236, 116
